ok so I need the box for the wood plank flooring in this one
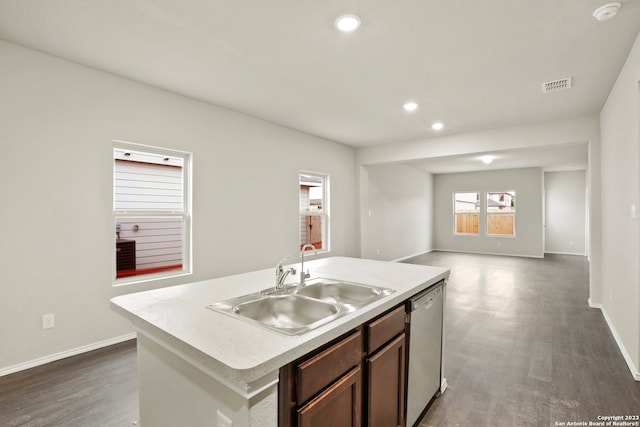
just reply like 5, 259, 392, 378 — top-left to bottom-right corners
1, 252, 639, 426
0, 340, 138, 427
404, 251, 640, 427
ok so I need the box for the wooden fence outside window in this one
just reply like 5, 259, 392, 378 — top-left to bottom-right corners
455, 213, 514, 235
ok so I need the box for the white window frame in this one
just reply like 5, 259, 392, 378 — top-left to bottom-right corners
299, 171, 330, 253
486, 191, 516, 237
113, 140, 192, 285
453, 191, 481, 236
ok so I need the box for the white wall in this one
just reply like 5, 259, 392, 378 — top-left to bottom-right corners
599, 31, 640, 379
0, 40, 357, 372
433, 168, 544, 257
360, 163, 433, 261
544, 170, 586, 255
357, 115, 602, 309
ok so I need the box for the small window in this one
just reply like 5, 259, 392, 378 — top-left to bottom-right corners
113, 141, 191, 282
454, 192, 480, 235
299, 172, 329, 252
487, 191, 515, 236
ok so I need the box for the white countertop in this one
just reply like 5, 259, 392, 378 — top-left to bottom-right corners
111, 257, 449, 386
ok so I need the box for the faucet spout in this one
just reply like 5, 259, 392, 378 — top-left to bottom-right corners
299, 244, 317, 285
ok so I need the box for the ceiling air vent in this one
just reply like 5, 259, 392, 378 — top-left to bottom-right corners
542, 77, 572, 93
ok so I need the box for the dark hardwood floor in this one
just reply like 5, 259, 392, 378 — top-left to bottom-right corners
0, 340, 138, 427
404, 251, 640, 427
2, 252, 639, 426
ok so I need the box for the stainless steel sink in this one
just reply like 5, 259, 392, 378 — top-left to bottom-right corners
232, 294, 340, 335
207, 279, 395, 336
294, 278, 395, 311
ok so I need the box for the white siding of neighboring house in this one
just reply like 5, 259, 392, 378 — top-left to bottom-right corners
116, 217, 183, 270
114, 159, 184, 269
114, 159, 183, 211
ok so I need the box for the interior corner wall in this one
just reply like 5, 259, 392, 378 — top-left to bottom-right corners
588, 136, 602, 306
361, 163, 433, 261
599, 31, 640, 379
544, 170, 586, 255
433, 167, 544, 257
0, 40, 357, 373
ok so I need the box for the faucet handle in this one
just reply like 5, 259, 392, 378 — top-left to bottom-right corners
277, 255, 290, 269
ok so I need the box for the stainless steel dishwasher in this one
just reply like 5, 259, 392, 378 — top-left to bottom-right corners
405, 280, 444, 427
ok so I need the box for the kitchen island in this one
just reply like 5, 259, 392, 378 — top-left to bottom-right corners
111, 256, 449, 426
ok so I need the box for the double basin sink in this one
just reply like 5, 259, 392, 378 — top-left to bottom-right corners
207, 278, 395, 336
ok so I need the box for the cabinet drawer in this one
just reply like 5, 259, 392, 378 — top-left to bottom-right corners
297, 330, 362, 404
366, 305, 405, 354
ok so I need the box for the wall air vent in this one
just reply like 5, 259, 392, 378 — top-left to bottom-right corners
542, 77, 572, 93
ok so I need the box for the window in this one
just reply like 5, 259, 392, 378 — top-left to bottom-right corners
299, 172, 329, 252
454, 192, 480, 235
486, 191, 515, 236
113, 141, 191, 282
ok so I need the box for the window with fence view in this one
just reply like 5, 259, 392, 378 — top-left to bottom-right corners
487, 191, 515, 236
113, 143, 191, 281
299, 172, 328, 251
454, 192, 480, 235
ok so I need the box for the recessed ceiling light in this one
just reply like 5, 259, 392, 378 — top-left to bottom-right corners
431, 122, 444, 130
593, 2, 621, 21
403, 102, 419, 112
335, 14, 361, 32
481, 155, 494, 164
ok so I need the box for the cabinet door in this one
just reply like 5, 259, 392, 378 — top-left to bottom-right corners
367, 334, 406, 427
298, 366, 362, 427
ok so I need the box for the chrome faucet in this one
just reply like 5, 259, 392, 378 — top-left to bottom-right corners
299, 244, 317, 285
275, 256, 296, 289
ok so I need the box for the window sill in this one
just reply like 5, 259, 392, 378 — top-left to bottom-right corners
113, 268, 192, 287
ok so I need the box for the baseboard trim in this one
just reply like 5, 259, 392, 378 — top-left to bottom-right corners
432, 248, 544, 259
391, 249, 434, 263
597, 306, 640, 381
0, 332, 137, 377
588, 298, 602, 309
544, 250, 587, 256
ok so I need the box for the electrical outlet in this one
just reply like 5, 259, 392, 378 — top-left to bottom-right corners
216, 410, 232, 427
42, 313, 55, 329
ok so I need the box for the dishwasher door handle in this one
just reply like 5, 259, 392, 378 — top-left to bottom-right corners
415, 296, 433, 310
413, 288, 440, 310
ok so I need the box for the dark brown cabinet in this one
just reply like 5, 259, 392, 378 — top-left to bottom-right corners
365, 305, 406, 427
279, 304, 407, 427
367, 334, 405, 427
298, 366, 362, 427
280, 330, 363, 427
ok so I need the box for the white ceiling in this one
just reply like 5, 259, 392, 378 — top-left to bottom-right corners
1, 1, 639, 171
406, 142, 589, 174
